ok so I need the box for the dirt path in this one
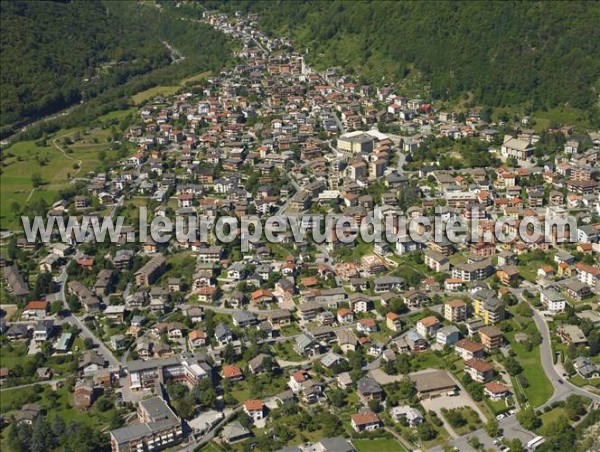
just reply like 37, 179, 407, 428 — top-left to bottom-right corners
51, 135, 83, 176
25, 188, 35, 202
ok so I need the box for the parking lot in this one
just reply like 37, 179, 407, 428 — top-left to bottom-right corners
421, 391, 487, 438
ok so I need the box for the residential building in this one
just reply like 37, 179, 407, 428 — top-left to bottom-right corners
436, 325, 460, 346
243, 399, 264, 422
484, 382, 511, 400
540, 288, 567, 313
416, 316, 441, 338
390, 406, 424, 427
478, 326, 503, 350
110, 397, 182, 452
465, 358, 495, 382
350, 411, 382, 433
444, 299, 467, 322
454, 339, 486, 360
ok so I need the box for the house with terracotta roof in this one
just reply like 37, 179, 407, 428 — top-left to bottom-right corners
222, 364, 243, 381
386, 312, 402, 332
454, 339, 486, 360
357, 318, 378, 334
251, 289, 274, 304
188, 330, 206, 349
575, 263, 600, 292
465, 359, 495, 382
484, 382, 511, 401
416, 316, 441, 338
337, 308, 354, 324
21, 301, 49, 320
444, 278, 465, 292
537, 265, 555, 279
243, 399, 264, 422
351, 411, 382, 433
288, 370, 309, 393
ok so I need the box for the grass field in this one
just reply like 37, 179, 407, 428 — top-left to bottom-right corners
1, 139, 75, 229
96, 107, 137, 123
0, 126, 118, 230
569, 375, 600, 390
505, 330, 554, 407
537, 407, 567, 434
181, 70, 212, 85
131, 69, 212, 105
132, 85, 181, 105
352, 439, 407, 452
0, 342, 34, 370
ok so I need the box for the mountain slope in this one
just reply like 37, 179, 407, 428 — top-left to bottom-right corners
216, 0, 600, 110
0, 1, 230, 137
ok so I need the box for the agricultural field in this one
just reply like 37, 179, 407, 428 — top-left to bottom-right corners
0, 126, 117, 230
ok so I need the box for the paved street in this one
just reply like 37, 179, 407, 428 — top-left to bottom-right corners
48, 268, 119, 368
531, 307, 600, 407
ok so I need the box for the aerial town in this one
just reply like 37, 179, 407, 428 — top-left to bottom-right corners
1, 8, 599, 452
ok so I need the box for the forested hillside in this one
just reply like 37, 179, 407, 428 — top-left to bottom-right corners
213, 0, 600, 111
0, 1, 230, 138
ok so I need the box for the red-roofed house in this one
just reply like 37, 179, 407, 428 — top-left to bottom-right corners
575, 263, 600, 292
22, 301, 49, 320
484, 382, 511, 401
416, 316, 441, 338
386, 312, 402, 332
337, 308, 354, 324
465, 359, 495, 382
454, 339, 486, 360
243, 399, 264, 422
351, 411, 382, 433
357, 318, 378, 334
222, 365, 243, 381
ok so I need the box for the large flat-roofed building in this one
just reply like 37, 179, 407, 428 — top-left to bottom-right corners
134, 254, 166, 286
126, 353, 212, 391
110, 397, 182, 451
337, 132, 375, 153
410, 370, 457, 398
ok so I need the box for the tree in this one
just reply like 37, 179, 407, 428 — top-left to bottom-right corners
417, 421, 436, 441
31, 172, 43, 188
395, 353, 411, 374
95, 396, 113, 412
328, 388, 346, 408
505, 356, 522, 376
50, 300, 63, 315
383, 358, 397, 375
223, 342, 236, 363
485, 417, 500, 438
50, 416, 65, 438
516, 407, 540, 430
398, 375, 416, 400
507, 438, 523, 452
541, 415, 575, 450
238, 412, 253, 430
34, 271, 54, 298
10, 200, 21, 215
468, 436, 482, 449
564, 395, 586, 421
563, 358, 575, 376
515, 302, 532, 317
368, 399, 382, 413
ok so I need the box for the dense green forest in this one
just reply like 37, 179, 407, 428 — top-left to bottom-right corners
0, 1, 230, 139
212, 0, 600, 112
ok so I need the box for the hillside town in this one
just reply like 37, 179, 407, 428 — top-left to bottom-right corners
1, 9, 600, 452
